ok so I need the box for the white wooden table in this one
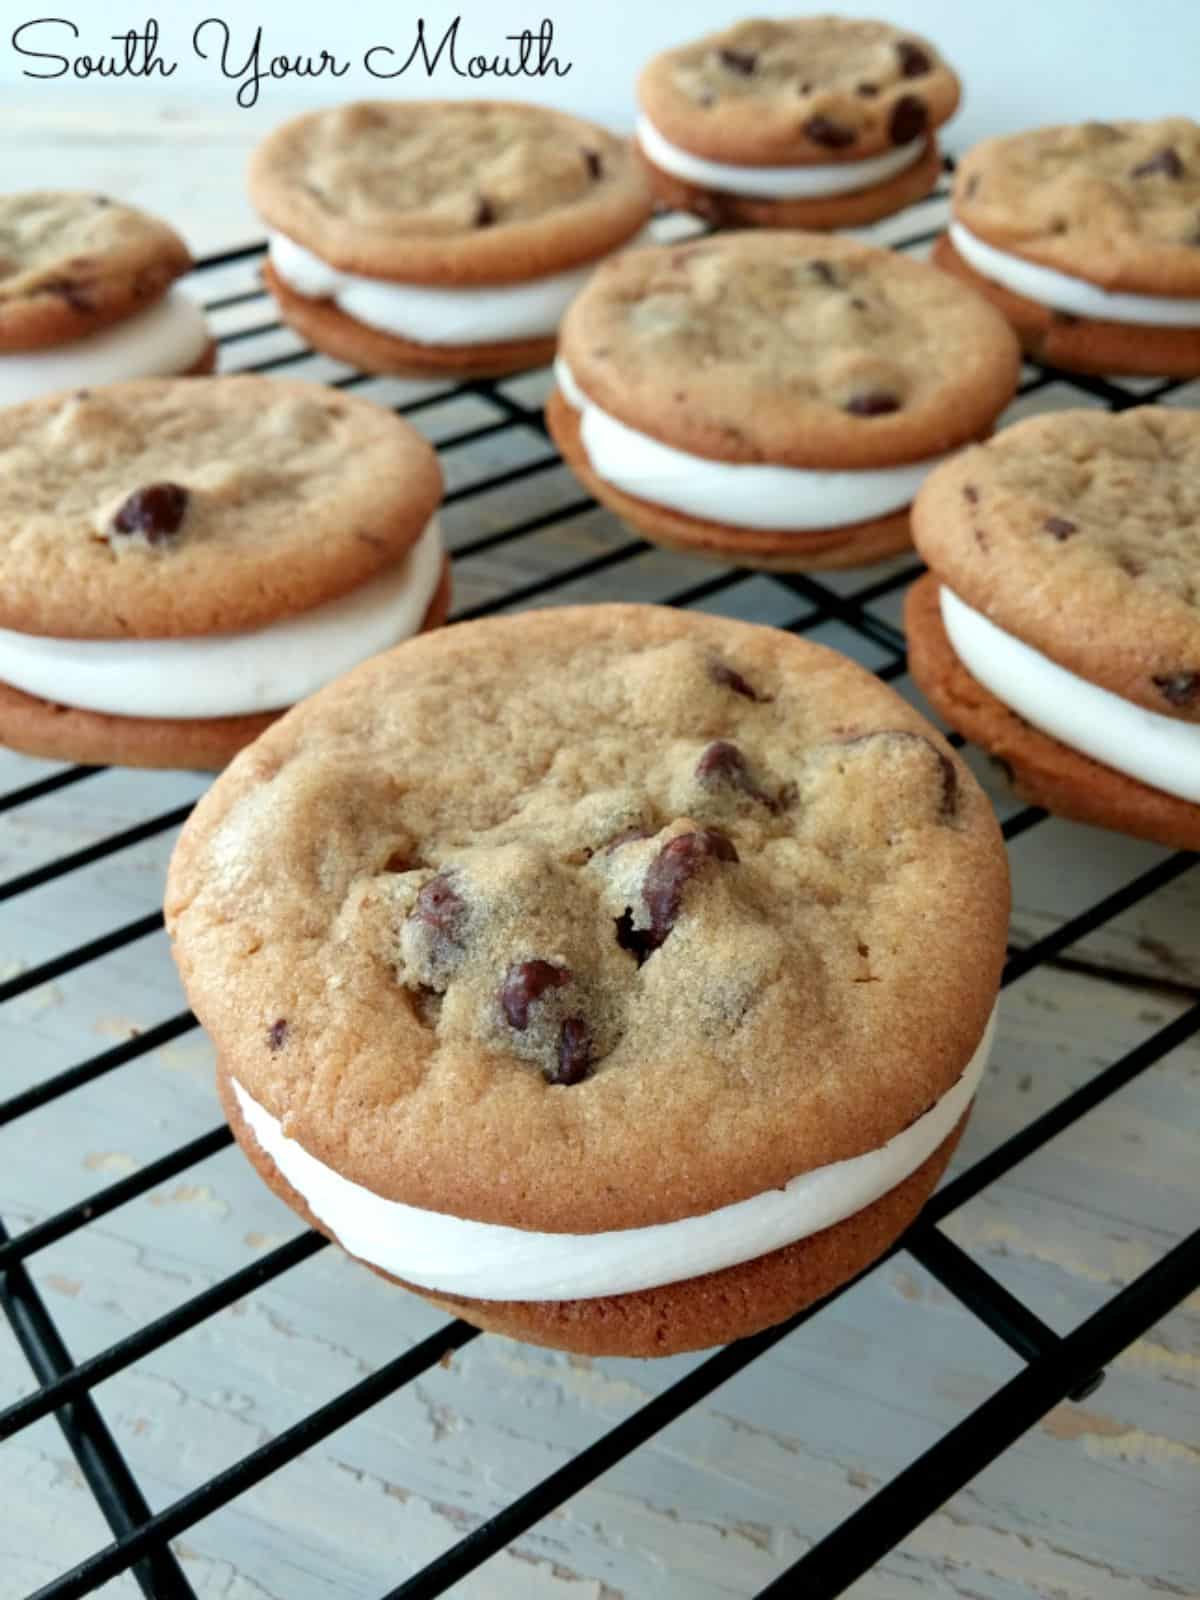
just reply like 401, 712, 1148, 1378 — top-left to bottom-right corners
1, 99, 1198, 1600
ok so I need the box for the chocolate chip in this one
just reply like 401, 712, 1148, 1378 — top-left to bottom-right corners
963, 484, 980, 505
696, 740, 778, 809
717, 46, 757, 74
1043, 516, 1077, 540
582, 146, 603, 180
1130, 146, 1184, 180
93, 195, 111, 207
1117, 552, 1145, 578
804, 116, 856, 150
850, 296, 869, 311
963, 173, 980, 200
614, 908, 654, 965
856, 82, 879, 97
642, 829, 738, 951
974, 527, 989, 552
500, 960, 571, 1030
411, 872, 466, 946
473, 196, 496, 226
889, 95, 927, 146
710, 658, 768, 700
267, 1018, 288, 1052
1152, 672, 1200, 708
807, 258, 840, 287
111, 482, 189, 544
548, 1017, 592, 1086
845, 390, 901, 417
896, 40, 932, 77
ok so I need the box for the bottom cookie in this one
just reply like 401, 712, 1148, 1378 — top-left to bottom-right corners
263, 263, 556, 380
0, 558, 452, 772
546, 390, 914, 573
905, 574, 1200, 850
637, 137, 942, 230
218, 1060, 967, 1357
931, 235, 1200, 378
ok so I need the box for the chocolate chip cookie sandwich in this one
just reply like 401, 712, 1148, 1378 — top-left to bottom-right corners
548, 232, 1021, 572
635, 17, 959, 229
934, 119, 1200, 376
907, 407, 1200, 849
0, 376, 447, 771
0, 191, 214, 404
249, 100, 653, 380
166, 604, 1009, 1357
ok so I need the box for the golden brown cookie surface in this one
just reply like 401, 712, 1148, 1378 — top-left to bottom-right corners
249, 100, 652, 284
559, 232, 1021, 468
638, 17, 959, 166
954, 119, 1200, 296
0, 377, 442, 640
911, 408, 1200, 722
166, 604, 1008, 1233
0, 190, 192, 351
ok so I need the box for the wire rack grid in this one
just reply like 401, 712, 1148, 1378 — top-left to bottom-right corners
2, 178, 1198, 1600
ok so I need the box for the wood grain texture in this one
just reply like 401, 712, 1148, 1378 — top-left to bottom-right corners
1, 102, 1197, 1600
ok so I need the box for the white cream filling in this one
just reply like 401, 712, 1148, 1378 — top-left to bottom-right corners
269, 231, 599, 345
637, 113, 925, 199
0, 516, 444, 720
231, 1009, 994, 1302
556, 358, 948, 531
940, 587, 1200, 801
0, 290, 210, 405
949, 221, 1200, 328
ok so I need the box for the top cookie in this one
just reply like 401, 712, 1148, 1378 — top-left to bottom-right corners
249, 100, 653, 285
638, 16, 959, 166
954, 120, 1200, 296
559, 232, 1021, 468
0, 376, 441, 641
912, 407, 1200, 722
0, 191, 192, 352
166, 604, 1007, 1231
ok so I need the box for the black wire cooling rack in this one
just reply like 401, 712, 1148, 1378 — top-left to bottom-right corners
2, 178, 1199, 1600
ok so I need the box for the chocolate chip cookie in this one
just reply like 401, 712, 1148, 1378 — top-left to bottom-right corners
636, 17, 959, 228
907, 407, 1200, 847
249, 100, 653, 379
166, 604, 1009, 1356
0, 191, 214, 403
0, 376, 448, 770
548, 231, 1021, 572
933, 119, 1200, 375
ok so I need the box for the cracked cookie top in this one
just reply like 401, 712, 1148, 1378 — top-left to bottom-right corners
166, 605, 1008, 1231
0, 377, 441, 639
0, 190, 192, 351
560, 232, 1021, 468
913, 407, 1200, 722
954, 119, 1200, 296
248, 100, 653, 285
638, 17, 960, 166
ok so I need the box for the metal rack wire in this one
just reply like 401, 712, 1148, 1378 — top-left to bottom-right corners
3, 182, 1198, 1600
